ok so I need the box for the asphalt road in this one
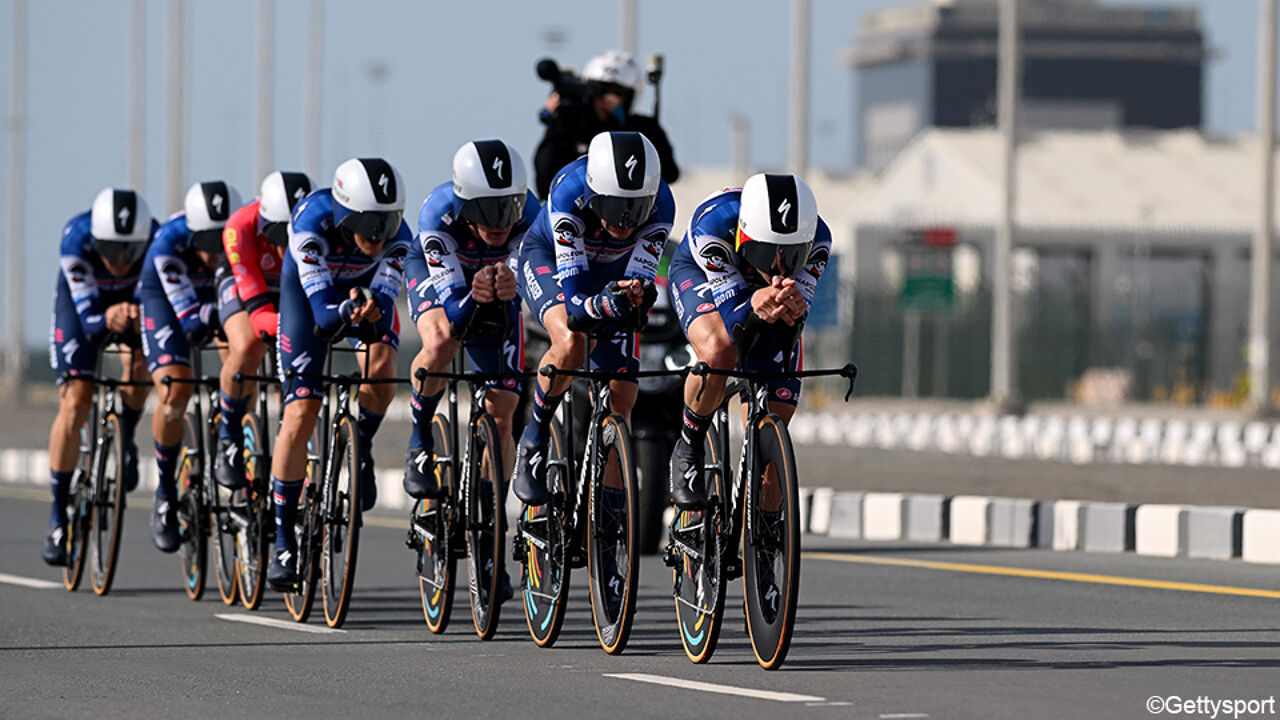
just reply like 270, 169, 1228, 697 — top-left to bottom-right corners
3, 485, 1280, 719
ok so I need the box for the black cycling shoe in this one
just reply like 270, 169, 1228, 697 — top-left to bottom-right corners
499, 570, 514, 605
123, 445, 140, 493
267, 546, 301, 591
151, 496, 180, 553
213, 435, 247, 489
402, 446, 440, 500
669, 438, 709, 509
358, 454, 377, 512
511, 438, 549, 506
41, 526, 68, 567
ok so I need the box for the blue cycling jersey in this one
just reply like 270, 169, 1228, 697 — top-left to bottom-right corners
523, 156, 675, 326
286, 188, 412, 335
139, 212, 219, 337
409, 181, 539, 327
58, 211, 154, 339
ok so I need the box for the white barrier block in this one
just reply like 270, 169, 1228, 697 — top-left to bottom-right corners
1, 449, 25, 482
808, 487, 835, 535
789, 414, 816, 445
1079, 501, 1134, 553
798, 487, 814, 535
1053, 500, 1083, 551
949, 495, 990, 545
989, 497, 1035, 548
847, 416, 873, 446
1242, 509, 1280, 564
377, 468, 407, 512
1244, 421, 1270, 453
27, 450, 50, 484
1183, 506, 1242, 560
863, 492, 904, 541
827, 492, 864, 539
1134, 504, 1184, 557
818, 413, 843, 446
904, 494, 946, 542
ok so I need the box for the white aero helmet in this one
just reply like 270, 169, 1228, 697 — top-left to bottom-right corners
332, 157, 405, 243
452, 140, 528, 228
583, 49, 643, 102
259, 171, 314, 246
184, 180, 243, 253
585, 131, 660, 229
90, 187, 153, 265
736, 173, 818, 277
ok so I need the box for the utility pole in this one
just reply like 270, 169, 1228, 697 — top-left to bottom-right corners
620, 0, 637, 55
7, 0, 28, 400
787, 0, 810, 174
129, 0, 146, 190
256, 0, 275, 183
302, 0, 324, 179
165, 0, 187, 212
1250, 0, 1277, 415
729, 114, 750, 179
990, 0, 1020, 411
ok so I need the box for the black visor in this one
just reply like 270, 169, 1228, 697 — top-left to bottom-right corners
96, 239, 147, 266
191, 228, 225, 254
338, 210, 402, 243
588, 194, 655, 229
458, 193, 526, 229
262, 221, 290, 248
739, 241, 812, 279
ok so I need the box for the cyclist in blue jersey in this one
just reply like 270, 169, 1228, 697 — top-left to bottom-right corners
267, 157, 411, 591
513, 131, 674, 506
43, 188, 156, 566
666, 173, 831, 508
402, 140, 539, 501
140, 180, 243, 552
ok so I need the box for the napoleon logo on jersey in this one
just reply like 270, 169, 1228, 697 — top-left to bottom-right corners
806, 246, 829, 279
639, 228, 667, 258
299, 239, 324, 266
554, 218, 580, 248
699, 240, 733, 273
386, 244, 409, 272
423, 237, 450, 268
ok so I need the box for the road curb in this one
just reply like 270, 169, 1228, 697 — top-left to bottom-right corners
803, 485, 1280, 565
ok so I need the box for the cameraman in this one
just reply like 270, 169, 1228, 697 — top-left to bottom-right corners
533, 50, 679, 199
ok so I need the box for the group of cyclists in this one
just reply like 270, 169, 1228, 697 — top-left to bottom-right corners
40, 121, 831, 620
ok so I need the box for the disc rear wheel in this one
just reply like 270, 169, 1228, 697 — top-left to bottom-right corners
673, 427, 726, 664
234, 412, 268, 609
588, 414, 639, 655
62, 419, 96, 592
465, 414, 505, 640
321, 416, 361, 629
177, 412, 208, 601
416, 414, 456, 634
284, 429, 322, 622
521, 419, 570, 647
89, 414, 126, 596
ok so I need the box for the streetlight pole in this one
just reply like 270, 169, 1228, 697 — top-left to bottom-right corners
1250, 0, 1277, 415
788, 0, 810, 175
302, 0, 324, 179
990, 0, 1020, 411
257, 0, 275, 183
129, 0, 146, 190
7, 0, 28, 399
165, 0, 187, 212
620, 0, 637, 55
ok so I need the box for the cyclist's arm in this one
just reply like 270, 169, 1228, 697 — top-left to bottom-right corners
368, 228, 411, 334
688, 230, 754, 332
549, 210, 596, 326
621, 183, 676, 285
421, 228, 476, 329
288, 229, 344, 332
154, 253, 211, 335
789, 218, 832, 310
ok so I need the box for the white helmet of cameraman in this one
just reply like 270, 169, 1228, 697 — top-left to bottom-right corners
583, 50, 643, 100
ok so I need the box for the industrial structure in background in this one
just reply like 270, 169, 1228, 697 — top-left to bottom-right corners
848, 0, 1206, 170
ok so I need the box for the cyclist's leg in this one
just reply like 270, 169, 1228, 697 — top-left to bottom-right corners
469, 307, 523, 478
407, 305, 457, 448
587, 329, 639, 491
141, 292, 196, 507
216, 271, 266, 441
116, 334, 150, 492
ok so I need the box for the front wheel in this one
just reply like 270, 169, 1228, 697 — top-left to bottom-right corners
464, 414, 505, 640
284, 429, 323, 623
89, 414, 126, 596
743, 414, 801, 671
320, 416, 361, 629
588, 414, 639, 655
177, 412, 208, 601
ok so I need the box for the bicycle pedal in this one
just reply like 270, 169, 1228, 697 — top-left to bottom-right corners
725, 556, 743, 580
511, 542, 526, 564
569, 551, 588, 569
661, 546, 678, 567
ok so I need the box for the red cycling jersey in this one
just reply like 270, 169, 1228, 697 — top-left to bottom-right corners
222, 200, 286, 338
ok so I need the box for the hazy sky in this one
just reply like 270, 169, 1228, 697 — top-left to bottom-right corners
0, 0, 1270, 345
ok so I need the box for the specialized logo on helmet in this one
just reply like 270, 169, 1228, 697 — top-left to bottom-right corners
611, 133, 647, 191
423, 237, 449, 268
764, 174, 800, 234
204, 182, 231, 222
113, 190, 138, 235
698, 239, 733, 272
360, 158, 398, 204
625, 155, 637, 182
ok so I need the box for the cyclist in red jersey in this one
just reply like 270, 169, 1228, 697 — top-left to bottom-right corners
212, 171, 313, 489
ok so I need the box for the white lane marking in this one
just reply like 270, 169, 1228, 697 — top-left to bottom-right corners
807, 702, 854, 707
604, 673, 826, 703
0, 573, 61, 589
880, 714, 929, 719
216, 613, 347, 634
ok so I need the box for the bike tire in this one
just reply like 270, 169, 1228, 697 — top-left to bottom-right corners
321, 415, 361, 629
284, 429, 323, 622
520, 419, 570, 647
742, 413, 801, 671
588, 413, 639, 655
62, 420, 96, 592
673, 428, 726, 664
234, 412, 269, 610
177, 412, 208, 601
90, 414, 126, 596
465, 414, 505, 640
416, 414, 456, 634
